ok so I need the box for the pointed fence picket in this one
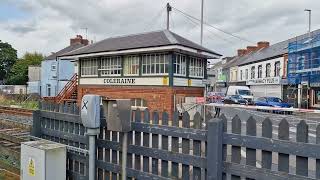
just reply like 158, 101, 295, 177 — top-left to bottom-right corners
32, 101, 320, 180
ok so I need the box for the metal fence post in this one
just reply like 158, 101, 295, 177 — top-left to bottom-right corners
207, 118, 223, 180
31, 110, 41, 137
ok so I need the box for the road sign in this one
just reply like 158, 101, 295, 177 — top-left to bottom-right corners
196, 97, 205, 104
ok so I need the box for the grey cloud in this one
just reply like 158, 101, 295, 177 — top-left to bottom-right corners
2, 0, 320, 57
6, 25, 36, 34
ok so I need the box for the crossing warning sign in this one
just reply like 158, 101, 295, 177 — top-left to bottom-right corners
28, 157, 35, 176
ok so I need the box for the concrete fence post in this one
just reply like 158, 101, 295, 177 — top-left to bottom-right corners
207, 118, 223, 180
31, 110, 41, 137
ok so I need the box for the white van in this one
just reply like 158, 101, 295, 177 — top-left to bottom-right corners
226, 86, 254, 104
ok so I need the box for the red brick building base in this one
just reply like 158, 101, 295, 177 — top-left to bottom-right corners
78, 85, 203, 117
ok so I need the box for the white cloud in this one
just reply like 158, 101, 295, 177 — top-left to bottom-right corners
0, 0, 319, 57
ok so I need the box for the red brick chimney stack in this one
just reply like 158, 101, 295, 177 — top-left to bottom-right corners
237, 49, 247, 56
246, 46, 258, 54
70, 35, 89, 46
257, 41, 270, 49
237, 41, 270, 57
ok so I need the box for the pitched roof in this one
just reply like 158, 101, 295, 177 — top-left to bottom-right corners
61, 30, 222, 57
222, 52, 253, 69
237, 40, 288, 66
46, 43, 85, 60
238, 29, 320, 66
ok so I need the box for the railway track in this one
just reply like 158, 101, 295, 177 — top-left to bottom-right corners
0, 106, 33, 117
0, 119, 34, 176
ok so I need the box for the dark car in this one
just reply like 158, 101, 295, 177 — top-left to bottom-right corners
223, 95, 248, 105
254, 97, 293, 108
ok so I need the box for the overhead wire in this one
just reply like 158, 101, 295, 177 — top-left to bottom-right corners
143, 5, 167, 32
172, 6, 254, 44
174, 7, 234, 44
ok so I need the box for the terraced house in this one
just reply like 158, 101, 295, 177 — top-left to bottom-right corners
215, 29, 320, 107
60, 30, 221, 114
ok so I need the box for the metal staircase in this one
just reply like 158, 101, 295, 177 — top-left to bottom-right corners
43, 74, 78, 104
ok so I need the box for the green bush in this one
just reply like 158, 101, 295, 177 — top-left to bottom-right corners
0, 95, 38, 110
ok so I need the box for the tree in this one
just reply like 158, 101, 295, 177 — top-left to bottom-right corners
6, 52, 44, 85
0, 40, 17, 82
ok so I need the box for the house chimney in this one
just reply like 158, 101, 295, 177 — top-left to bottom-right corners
70, 35, 89, 46
257, 41, 270, 49
246, 46, 258, 54
237, 49, 247, 56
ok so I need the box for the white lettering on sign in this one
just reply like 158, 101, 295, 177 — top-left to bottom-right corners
80, 77, 167, 86
104, 78, 136, 84
246, 77, 281, 85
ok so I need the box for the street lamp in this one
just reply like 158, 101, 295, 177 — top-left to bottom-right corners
304, 9, 311, 109
304, 9, 311, 33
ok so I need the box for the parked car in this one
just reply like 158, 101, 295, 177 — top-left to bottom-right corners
207, 92, 225, 103
226, 86, 254, 104
223, 95, 248, 105
254, 97, 293, 108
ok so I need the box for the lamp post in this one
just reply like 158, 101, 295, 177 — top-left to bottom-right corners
304, 9, 311, 109
304, 9, 311, 33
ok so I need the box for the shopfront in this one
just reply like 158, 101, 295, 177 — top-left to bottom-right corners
310, 82, 320, 109
246, 77, 283, 99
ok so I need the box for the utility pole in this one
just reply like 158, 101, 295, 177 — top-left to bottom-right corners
200, 0, 207, 119
304, 9, 311, 109
200, 0, 204, 45
166, 3, 172, 30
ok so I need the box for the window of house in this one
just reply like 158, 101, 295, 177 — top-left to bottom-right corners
230, 72, 233, 81
100, 56, 122, 76
275, 61, 281, 77
258, 65, 262, 78
245, 69, 248, 80
51, 63, 56, 71
142, 54, 168, 75
251, 66, 255, 79
124, 55, 139, 76
131, 98, 147, 107
80, 58, 98, 76
240, 70, 243, 80
174, 54, 186, 76
266, 63, 271, 77
189, 57, 204, 78
46, 84, 51, 96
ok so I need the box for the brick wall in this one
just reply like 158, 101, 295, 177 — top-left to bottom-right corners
78, 85, 203, 118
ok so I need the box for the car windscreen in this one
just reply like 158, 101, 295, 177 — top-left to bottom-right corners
231, 95, 243, 99
267, 97, 283, 102
238, 90, 251, 95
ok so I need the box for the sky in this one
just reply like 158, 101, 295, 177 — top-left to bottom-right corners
0, 0, 319, 58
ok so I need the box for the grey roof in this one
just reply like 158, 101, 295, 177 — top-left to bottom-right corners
46, 43, 85, 60
237, 41, 287, 66
238, 29, 320, 66
61, 30, 222, 57
222, 52, 253, 69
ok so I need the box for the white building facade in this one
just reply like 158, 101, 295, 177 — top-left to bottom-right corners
237, 57, 285, 99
